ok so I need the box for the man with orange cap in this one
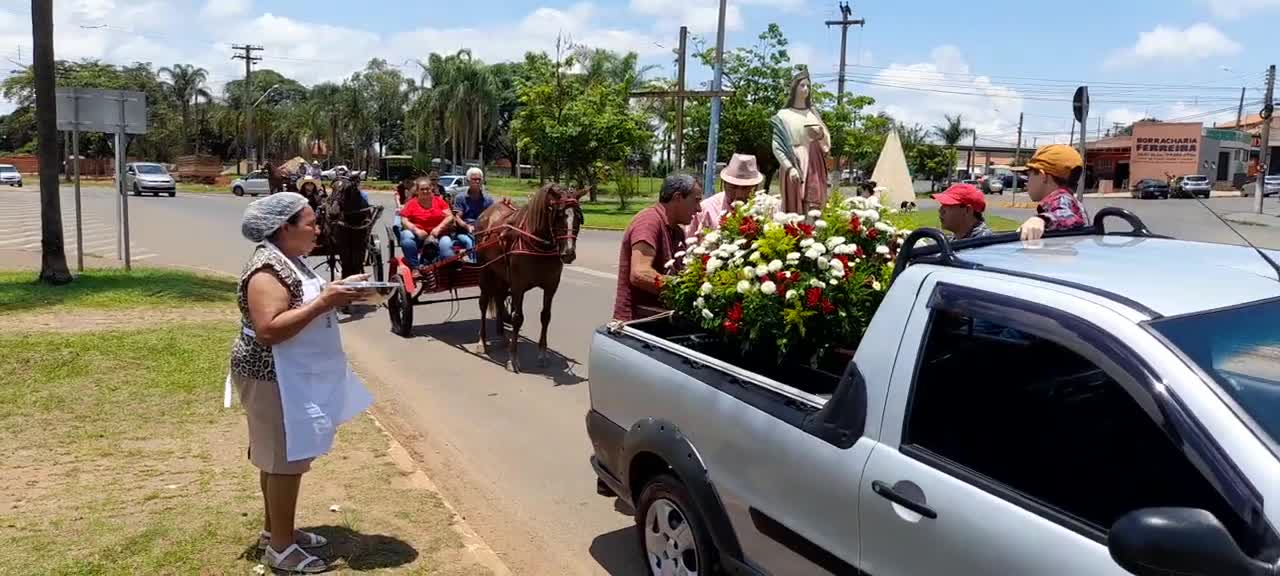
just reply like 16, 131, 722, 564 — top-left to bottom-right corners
1012, 144, 1087, 241
933, 182, 993, 240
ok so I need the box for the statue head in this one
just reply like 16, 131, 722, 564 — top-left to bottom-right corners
787, 68, 813, 110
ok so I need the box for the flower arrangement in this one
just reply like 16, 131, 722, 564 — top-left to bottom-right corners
660, 191, 910, 367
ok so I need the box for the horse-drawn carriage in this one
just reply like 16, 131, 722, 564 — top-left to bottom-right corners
301, 173, 385, 283
381, 184, 585, 372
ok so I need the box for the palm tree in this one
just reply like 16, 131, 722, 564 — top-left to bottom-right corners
932, 114, 973, 179
419, 50, 500, 167
32, 0, 70, 284
159, 64, 211, 154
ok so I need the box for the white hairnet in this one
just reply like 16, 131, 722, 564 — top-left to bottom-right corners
241, 192, 308, 243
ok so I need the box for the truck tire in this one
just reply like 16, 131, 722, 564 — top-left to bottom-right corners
636, 473, 721, 576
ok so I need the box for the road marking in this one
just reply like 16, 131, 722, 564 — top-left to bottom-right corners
0, 234, 41, 246
565, 265, 616, 280
132, 253, 158, 261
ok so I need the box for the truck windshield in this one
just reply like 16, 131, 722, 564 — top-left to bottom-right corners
1151, 298, 1280, 445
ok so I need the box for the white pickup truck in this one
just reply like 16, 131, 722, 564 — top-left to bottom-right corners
586, 208, 1280, 576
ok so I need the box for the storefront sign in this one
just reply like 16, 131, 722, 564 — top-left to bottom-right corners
1134, 137, 1198, 162
1130, 122, 1203, 184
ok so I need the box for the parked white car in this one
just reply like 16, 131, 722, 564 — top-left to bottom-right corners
230, 170, 271, 197
0, 164, 22, 187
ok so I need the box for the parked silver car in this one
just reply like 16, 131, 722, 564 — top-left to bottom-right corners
230, 170, 271, 197
125, 162, 175, 196
1176, 174, 1212, 198
587, 210, 1280, 576
0, 164, 22, 187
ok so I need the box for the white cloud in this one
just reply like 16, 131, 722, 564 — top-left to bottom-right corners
1103, 107, 1149, 128
628, 0, 744, 35
864, 45, 1023, 139
201, 0, 252, 21
1201, 0, 1280, 20
1103, 23, 1241, 69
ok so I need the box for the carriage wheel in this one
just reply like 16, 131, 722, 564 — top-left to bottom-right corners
387, 274, 414, 338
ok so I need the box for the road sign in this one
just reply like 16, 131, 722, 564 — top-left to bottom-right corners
1073, 86, 1089, 124
55, 88, 148, 134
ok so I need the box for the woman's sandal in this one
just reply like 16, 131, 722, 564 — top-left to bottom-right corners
262, 543, 327, 574
258, 530, 328, 550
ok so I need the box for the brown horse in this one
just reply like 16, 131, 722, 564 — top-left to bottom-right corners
323, 176, 377, 279
473, 183, 584, 372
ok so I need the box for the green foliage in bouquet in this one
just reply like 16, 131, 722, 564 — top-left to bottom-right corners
660, 192, 909, 365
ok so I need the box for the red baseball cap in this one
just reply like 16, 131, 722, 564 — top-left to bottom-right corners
932, 183, 985, 213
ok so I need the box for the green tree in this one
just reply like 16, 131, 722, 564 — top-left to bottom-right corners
932, 113, 973, 178
909, 143, 956, 188
158, 63, 211, 154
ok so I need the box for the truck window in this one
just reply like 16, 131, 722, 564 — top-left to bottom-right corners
903, 311, 1259, 553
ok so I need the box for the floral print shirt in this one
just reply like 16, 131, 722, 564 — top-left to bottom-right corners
1036, 188, 1087, 231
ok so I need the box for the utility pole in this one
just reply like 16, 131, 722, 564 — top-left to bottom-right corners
1237, 86, 1246, 128
1012, 112, 1023, 200
703, 0, 728, 198
676, 27, 687, 169
1255, 64, 1275, 215
232, 44, 262, 173
32, 0, 70, 284
967, 132, 976, 175
825, 2, 865, 106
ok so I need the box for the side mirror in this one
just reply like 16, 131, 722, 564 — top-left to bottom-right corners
1108, 508, 1273, 576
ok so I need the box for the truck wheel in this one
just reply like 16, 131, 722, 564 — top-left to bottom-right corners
636, 474, 720, 576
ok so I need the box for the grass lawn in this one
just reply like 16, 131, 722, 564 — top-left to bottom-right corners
0, 268, 494, 574
887, 210, 1021, 233
176, 182, 229, 194
0, 268, 236, 314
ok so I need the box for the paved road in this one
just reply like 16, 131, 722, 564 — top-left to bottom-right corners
8, 185, 1280, 574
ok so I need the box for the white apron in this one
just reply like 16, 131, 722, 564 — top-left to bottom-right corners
243, 242, 373, 462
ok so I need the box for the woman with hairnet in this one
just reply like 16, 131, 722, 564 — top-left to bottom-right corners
228, 192, 374, 573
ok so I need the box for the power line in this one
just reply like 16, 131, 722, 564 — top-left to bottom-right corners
830, 62, 1253, 91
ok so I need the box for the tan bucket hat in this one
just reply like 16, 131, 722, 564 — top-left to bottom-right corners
720, 153, 764, 187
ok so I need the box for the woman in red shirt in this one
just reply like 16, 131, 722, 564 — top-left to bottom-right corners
398, 177, 468, 267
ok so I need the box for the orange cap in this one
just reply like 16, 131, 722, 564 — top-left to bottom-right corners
1013, 144, 1082, 179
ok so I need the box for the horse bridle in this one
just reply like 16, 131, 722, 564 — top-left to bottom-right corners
549, 196, 582, 245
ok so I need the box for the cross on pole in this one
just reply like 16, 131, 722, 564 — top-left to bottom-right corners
629, 26, 733, 171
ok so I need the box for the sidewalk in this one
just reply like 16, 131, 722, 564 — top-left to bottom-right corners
1223, 210, 1280, 227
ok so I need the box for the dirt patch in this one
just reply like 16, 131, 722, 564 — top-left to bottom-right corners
0, 304, 237, 332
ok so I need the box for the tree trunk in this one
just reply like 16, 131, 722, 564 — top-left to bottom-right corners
32, 0, 71, 284
63, 130, 70, 182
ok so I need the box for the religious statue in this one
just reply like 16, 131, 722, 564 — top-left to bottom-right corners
771, 69, 832, 214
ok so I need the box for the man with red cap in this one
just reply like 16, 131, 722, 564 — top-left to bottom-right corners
933, 182, 993, 240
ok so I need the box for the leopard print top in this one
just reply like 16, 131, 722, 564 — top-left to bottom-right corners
229, 245, 304, 382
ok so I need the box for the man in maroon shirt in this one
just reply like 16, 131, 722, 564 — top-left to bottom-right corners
614, 173, 703, 321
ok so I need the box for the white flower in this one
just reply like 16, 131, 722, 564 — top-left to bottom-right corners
734, 238, 748, 246
804, 249, 821, 260
811, 243, 827, 254
829, 279, 838, 286
674, 250, 686, 259
830, 267, 845, 278
664, 259, 675, 270
729, 258, 743, 267
818, 256, 830, 270
815, 220, 828, 229
799, 238, 815, 248
807, 209, 823, 218
810, 279, 826, 288
825, 236, 846, 249
734, 249, 746, 259
772, 212, 790, 224
742, 266, 755, 278
253, 565, 268, 576
694, 296, 705, 308
750, 251, 764, 262
706, 258, 723, 273
737, 280, 752, 293
731, 200, 745, 208
700, 282, 713, 295
704, 231, 720, 244
872, 280, 883, 291
865, 210, 880, 223
875, 245, 891, 256
702, 308, 714, 320
761, 281, 777, 295
786, 252, 802, 262
687, 236, 700, 245
789, 213, 806, 224
833, 244, 851, 255
786, 289, 798, 300
830, 258, 845, 272
693, 246, 707, 255
756, 266, 770, 278
767, 259, 783, 272
875, 221, 894, 233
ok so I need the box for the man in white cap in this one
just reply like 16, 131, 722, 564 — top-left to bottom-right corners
685, 153, 764, 238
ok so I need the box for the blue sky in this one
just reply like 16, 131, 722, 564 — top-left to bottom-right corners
3, 0, 1276, 145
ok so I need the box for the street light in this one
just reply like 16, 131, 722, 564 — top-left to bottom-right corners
246, 83, 280, 168
252, 83, 281, 109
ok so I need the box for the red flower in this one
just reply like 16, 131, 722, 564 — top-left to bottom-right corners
723, 320, 739, 335
867, 228, 879, 241
849, 217, 862, 233
805, 287, 822, 308
853, 245, 864, 258
655, 275, 665, 290
784, 222, 815, 238
834, 255, 850, 268
737, 216, 760, 238
798, 222, 815, 236
820, 298, 835, 314
701, 254, 710, 266
727, 301, 743, 323
719, 213, 730, 228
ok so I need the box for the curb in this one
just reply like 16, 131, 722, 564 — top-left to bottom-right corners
368, 413, 514, 576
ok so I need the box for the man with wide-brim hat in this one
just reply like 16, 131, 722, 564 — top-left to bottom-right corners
685, 153, 765, 238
